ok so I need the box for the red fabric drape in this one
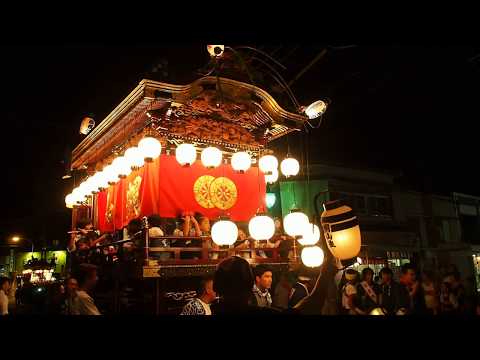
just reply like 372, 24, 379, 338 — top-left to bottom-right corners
96, 154, 266, 232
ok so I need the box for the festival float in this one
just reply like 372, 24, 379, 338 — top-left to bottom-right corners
65, 46, 361, 313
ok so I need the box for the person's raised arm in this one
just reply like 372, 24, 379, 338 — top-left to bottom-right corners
190, 216, 202, 237
67, 233, 76, 252
183, 216, 191, 237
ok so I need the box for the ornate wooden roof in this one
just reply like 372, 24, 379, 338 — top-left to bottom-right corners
72, 76, 308, 170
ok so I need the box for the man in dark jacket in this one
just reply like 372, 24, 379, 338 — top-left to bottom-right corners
379, 267, 410, 315
399, 263, 427, 315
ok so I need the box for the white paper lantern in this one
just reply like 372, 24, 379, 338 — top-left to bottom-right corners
138, 137, 161, 162
85, 175, 99, 195
283, 210, 309, 237
248, 214, 275, 241
207, 45, 225, 57
211, 218, 238, 246
280, 157, 300, 177
96, 171, 109, 190
304, 100, 327, 120
71, 188, 84, 204
201, 147, 222, 168
259, 155, 278, 174
111, 156, 132, 179
176, 143, 197, 166
231, 152, 251, 173
65, 193, 75, 208
265, 168, 279, 184
301, 246, 325, 268
78, 182, 91, 199
124, 146, 145, 169
298, 223, 321, 246
103, 164, 119, 185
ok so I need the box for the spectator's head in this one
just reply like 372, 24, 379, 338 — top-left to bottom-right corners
253, 265, 273, 290
361, 268, 374, 283
196, 213, 211, 233
274, 217, 283, 232
127, 218, 143, 237
77, 218, 93, 230
74, 264, 98, 291
65, 277, 79, 296
345, 269, 358, 284
0, 277, 11, 293
197, 275, 216, 304
400, 263, 416, 285
380, 267, 393, 284
214, 256, 254, 304
148, 214, 162, 229
237, 225, 248, 241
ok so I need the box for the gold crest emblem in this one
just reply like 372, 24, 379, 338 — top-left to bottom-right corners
106, 190, 113, 223
193, 175, 215, 209
209, 176, 237, 210
127, 176, 142, 218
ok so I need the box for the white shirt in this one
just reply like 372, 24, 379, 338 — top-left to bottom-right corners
198, 298, 212, 315
72, 290, 101, 315
0, 289, 9, 315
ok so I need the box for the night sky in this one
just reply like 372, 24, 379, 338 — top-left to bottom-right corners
1, 44, 479, 246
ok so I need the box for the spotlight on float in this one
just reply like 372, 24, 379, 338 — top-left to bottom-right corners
320, 200, 361, 260
265, 193, 276, 209
259, 155, 278, 175
248, 214, 275, 241
138, 137, 161, 162
201, 147, 222, 169
280, 156, 300, 177
207, 45, 225, 58
124, 147, 145, 170
301, 246, 324, 268
283, 209, 309, 238
231, 152, 251, 173
211, 216, 238, 246
298, 223, 321, 246
265, 168, 279, 184
304, 100, 327, 120
176, 143, 197, 167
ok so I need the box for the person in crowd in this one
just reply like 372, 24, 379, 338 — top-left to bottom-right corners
399, 263, 427, 315
440, 280, 457, 314
289, 273, 312, 309
250, 265, 273, 307
356, 268, 380, 315
181, 275, 216, 315
148, 214, 172, 261
233, 226, 253, 259
273, 271, 292, 310
448, 271, 466, 314
274, 218, 293, 260
64, 277, 79, 315
440, 272, 465, 314
340, 269, 363, 315
421, 270, 439, 315
0, 277, 11, 315
379, 267, 410, 315
47, 282, 66, 315
71, 264, 101, 315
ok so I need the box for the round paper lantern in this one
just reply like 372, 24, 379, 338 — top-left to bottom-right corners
211, 217, 238, 246
138, 137, 161, 162
321, 200, 361, 260
78, 182, 91, 199
265, 193, 276, 208
207, 45, 225, 57
265, 168, 279, 184
298, 223, 321, 246
301, 246, 324, 268
248, 214, 275, 241
71, 188, 84, 204
96, 171, 109, 190
283, 210, 309, 237
280, 157, 300, 177
231, 152, 251, 173
103, 164, 119, 185
124, 146, 145, 169
259, 155, 278, 174
304, 100, 327, 120
65, 193, 75, 208
111, 156, 132, 179
201, 147, 222, 168
85, 175, 99, 195
176, 143, 197, 166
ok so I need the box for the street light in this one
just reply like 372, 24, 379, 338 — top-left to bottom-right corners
11, 236, 20, 242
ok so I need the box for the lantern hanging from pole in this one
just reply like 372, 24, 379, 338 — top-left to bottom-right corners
85, 174, 99, 195
301, 246, 324, 268
265, 168, 279, 184
231, 151, 251, 173
111, 156, 132, 179
71, 187, 84, 204
201, 146, 222, 169
298, 223, 321, 246
211, 216, 238, 246
65, 193, 75, 208
138, 137, 161, 162
96, 171, 109, 191
283, 209, 309, 237
259, 155, 278, 175
321, 200, 361, 260
248, 214, 275, 241
124, 146, 145, 170
176, 143, 197, 166
280, 157, 300, 177
103, 164, 119, 185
